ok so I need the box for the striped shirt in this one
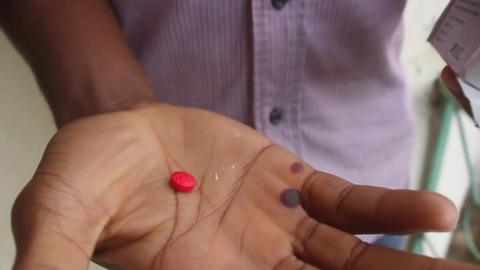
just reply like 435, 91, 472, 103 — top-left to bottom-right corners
110, 0, 413, 190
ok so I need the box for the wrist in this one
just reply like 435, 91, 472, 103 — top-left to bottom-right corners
48, 73, 158, 127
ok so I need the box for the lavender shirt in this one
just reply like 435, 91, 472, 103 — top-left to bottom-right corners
110, 0, 414, 189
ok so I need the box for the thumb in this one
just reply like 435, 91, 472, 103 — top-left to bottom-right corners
11, 173, 107, 270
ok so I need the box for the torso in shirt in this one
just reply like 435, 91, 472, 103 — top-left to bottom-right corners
109, 0, 414, 189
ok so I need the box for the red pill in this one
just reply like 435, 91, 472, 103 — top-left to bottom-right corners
170, 171, 196, 192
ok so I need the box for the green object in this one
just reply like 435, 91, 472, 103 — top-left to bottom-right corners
409, 78, 480, 261
409, 79, 458, 254
457, 103, 480, 261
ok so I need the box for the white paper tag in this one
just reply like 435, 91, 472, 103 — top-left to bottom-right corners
429, 0, 480, 89
459, 77, 480, 125
464, 53, 480, 88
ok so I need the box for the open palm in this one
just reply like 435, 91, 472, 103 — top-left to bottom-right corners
11, 103, 477, 270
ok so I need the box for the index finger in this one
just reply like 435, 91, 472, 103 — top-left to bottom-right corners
300, 171, 458, 234
294, 217, 478, 270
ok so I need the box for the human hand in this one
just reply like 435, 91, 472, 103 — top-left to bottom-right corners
11, 102, 478, 270
441, 66, 474, 117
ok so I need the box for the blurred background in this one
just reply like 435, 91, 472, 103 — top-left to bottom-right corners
1, 0, 480, 269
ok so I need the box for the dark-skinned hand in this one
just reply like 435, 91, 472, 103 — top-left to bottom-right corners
442, 66, 474, 117
11, 102, 478, 270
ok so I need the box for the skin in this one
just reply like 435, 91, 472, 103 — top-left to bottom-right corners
0, 0, 156, 126
1, 1, 478, 269
10, 102, 480, 270
441, 67, 473, 117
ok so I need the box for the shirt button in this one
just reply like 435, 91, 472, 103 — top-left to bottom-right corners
269, 107, 284, 126
271, 0, 289, 10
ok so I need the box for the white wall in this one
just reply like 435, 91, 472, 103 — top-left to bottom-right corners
402, 0, 451, 184
0, 31, 56, 268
